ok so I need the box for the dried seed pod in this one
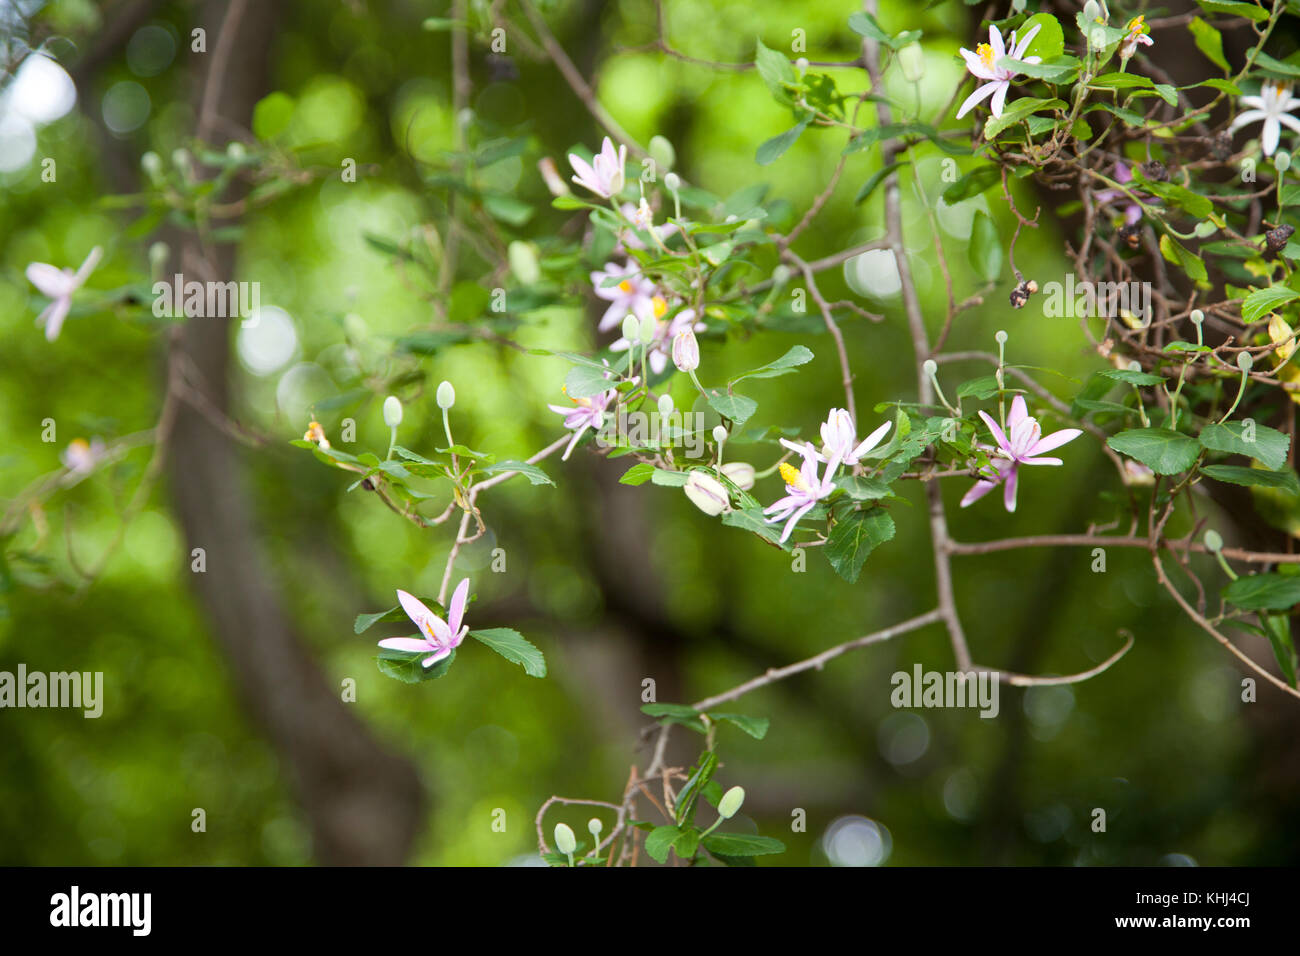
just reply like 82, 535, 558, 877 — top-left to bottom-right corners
1139, 160, 1169, 182
1118, 223, 1142, 249
1009, 279, 1038, 309
1265, 224, 1295, 257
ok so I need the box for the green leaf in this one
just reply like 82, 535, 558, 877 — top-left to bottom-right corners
649, 468, 689, 487
997, 55, 1079, 84
478, 459, 554, 486
1241, 285, 1300, 322
252, 91, 294, 140
706, 390, 758, 424
1107, 428, 1201, 475
754, 39, 795, 105
957, 375, 1003, 399
825, 507, 895, 583
1101, 367, 1166, 386
1201, 464, 1300, 496
376, 648, 456, 683
701, 833, 787, 858
641, 702, 707, 732
1090, 72, 1155, 90
675, 751, 718, 825
645, 825, 684, 864
1222, 573, 1300, 611
1253, 51, 1300, 80
721, 505, 792, 549
1188, 17, 1229, 72
756, 115, 812, 166
983, 97, 1068, 140
355, 597, 445, 634
730, 345, 814, 384
1199, 421, 1291, 471
1018, 12, 1064, 60
1261, 614, 1298, 688
564, 363, 616, 400
854, 162, 908, 205
1158, 234, 1208, 283
469, 628, 547, 678
941, 165, 1001, 204
619, 462, 656, 486
968, 211, 1002, 282
1195, 0, 1269, 22
834, 475, 894, 500
710, 712, 771, 739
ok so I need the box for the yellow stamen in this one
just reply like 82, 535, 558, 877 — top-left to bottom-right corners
618, 280, 633, 294
69, 438, 89, 453
976, 42, 995, 70
1126, 15, 1145, 34
652, 295, 668, 319
779, 461, 808, 491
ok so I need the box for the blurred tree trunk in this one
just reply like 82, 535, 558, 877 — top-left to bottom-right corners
163, 0, 425, 864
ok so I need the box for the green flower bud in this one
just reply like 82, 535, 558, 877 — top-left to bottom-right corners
621, 314, 640, 344
507, 240, 541, 285
898, 43, 925, 84
554, 823, 576, 855
995, 329, 1008, 345
1237, 352, 1254, 372
436, 380, 456, 410
684, 471, 730, 516
1276, 150, 1292, 173
657, 393, 675, 418
712, 425, 728, 444
1190, 309, 1204, 325
720, 461, 756, 490
648, 135, 676, 173
664, 172, 681, 192
587, 818, 603, 838
718, 785, 745, 819
382, 395, 403, 428
1204, 529, 1224, 553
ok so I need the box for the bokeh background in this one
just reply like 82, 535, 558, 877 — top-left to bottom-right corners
0, 0, 1296, 866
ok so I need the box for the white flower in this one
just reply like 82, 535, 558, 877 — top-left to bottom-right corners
590, 261, 662, 332
1229, 81, 1300, 157
25, 246, 102, 341
956, 23, 1042, 120
780, 408, 891, 467
568, 136, 626, 198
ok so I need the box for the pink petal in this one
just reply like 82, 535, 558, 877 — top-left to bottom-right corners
1028, 427, 1082, 456
1007, 395, 1029, 432
42, 297, 71, 341
956, 81, 998, 119
422, 647, 452, 668
26, 263, 71, 297
978, 410, 1010, 454
1002, 465, 1020, 512
378, 637, 434, 653
396, 589, 438, 641
447, 577, 471, 636
960, 477, 998, 508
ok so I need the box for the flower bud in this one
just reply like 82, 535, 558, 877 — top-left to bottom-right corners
538, 156, 570, 197
587, 818, 603, 838
684, 471, 730, 516
148, 241, 169, 273
898, 43, 925, 83
995, 329, 1008, 345
657, 393, 675, 418
508, 240, 540, 284
436, 380, 456, 409
795, 56, 810, 73
621, 314, 640, 344
1190, 309, 1204, 325
712, 425, 728, 444
226, 141, 247, 161
1204, 529, 1224, 553
382, 395, 403, 427
649, 134, 676, 173
720, 461, 756, 490
717, 785, 745, 819
672, 328, 700, 372
554, 823, 576, 855
639, 312, 657, 345
141, 151, 163, 183
1237, 352, 1254, 372
1277, 150, 1292, 173
171, 147, 192, 178
1083, 0, 1104, 22
664, 172, 681, 192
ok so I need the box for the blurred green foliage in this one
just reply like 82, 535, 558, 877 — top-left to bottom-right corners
0, 0, 1295, 866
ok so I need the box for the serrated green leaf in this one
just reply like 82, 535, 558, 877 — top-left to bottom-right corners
469, 628, 547, 677
1107, 428, 1200, 475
